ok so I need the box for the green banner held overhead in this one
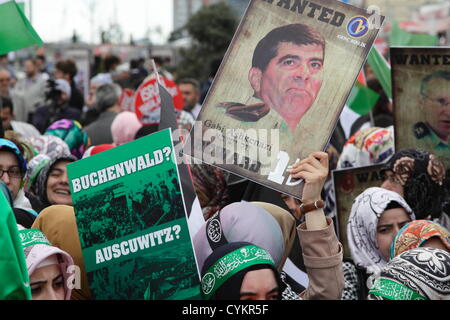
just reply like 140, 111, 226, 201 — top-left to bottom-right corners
389, 21, 439, 47
0, 186, 31, 300
67, 128, 201, 300
0, 0, 42, 55
367, 46, 392, 100
347, 82, 380, 116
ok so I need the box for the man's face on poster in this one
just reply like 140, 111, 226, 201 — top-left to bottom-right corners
249, 42, 324, 131
420, 77, 450, 141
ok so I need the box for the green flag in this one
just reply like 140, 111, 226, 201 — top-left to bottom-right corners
347, 82, 380, 115
389, 21, 438, 47
0, 0, 43, 55
0, 189, 31, 300
367, 46, 392, 100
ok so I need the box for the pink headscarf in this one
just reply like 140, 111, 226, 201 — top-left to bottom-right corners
110, 111, 143, 146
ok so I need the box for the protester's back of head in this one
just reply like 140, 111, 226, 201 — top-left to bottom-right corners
95, 83, 121, 112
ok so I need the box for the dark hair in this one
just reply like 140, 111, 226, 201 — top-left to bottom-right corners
177, 78, 200, 91
104, 55, 121, 72
385, 201, 403, 211
36, 55, 46, 63
383, 148, 446, 219
252, 23, 325, 72
0, 96, 13, 112
420, 71, 450, 96
134, 123, 160, 140
55, 59, 78, 80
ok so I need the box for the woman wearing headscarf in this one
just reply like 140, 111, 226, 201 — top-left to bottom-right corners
18, 227, 74, 300
31, 205, 91, 300
199, 151, 344, 300
110, 111, 142, 146
44, 119, 90, 159
28, 135, 71, 160
368, 247, 450, 300
193, 200, 299, 299
380, 148, 449, 229
200, 242, 281, 300
1, 181, 35, 228
344, 187, 415, 299
27, 153, 77, 213
0, 138, 37, 220
390, 220, 450, 258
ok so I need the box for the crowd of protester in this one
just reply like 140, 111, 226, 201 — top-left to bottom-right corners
0, 48, 449, 301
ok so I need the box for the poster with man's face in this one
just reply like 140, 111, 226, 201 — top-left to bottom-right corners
332, 164, 384, 258
185, 0, 384, 198
391, 47, 450, 179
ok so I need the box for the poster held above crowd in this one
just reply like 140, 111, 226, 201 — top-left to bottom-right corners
391, 47, 450, 182
184, 0, 385, 199
67, 129, 201, 300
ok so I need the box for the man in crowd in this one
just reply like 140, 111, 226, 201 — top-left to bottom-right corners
0, 96, 40, 138
178, 78, 202, 119
55, 59, 84, 110
32, 78, 81, 133
413, 71, 450, 151
0, 69, 13, 98
83, 83, 121, 145
12, 58, 47, 122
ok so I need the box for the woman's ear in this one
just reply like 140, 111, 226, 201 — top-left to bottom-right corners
248, 67, 262, 94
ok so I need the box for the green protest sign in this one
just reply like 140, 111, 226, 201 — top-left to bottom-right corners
67, 128, 200, 300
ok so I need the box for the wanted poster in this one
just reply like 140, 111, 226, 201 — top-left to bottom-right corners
185, 0, 385, 198
391, 47, 450, 179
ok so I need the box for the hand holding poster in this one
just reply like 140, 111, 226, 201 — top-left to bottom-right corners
391, 47, 450, 182
185, 0, 384, 199
67, 129, 200, 300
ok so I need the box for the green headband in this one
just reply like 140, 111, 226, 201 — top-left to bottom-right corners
201, 245, 275, 300
369, 278, 428, 300
19, 229, 52, 247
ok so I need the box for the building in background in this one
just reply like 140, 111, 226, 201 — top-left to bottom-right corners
173, 0, 203, 31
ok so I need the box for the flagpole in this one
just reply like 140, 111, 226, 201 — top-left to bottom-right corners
29, 0, 32, 24
151, 59, 162, 85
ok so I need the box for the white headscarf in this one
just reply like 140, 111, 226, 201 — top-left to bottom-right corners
347, 187, 415, 275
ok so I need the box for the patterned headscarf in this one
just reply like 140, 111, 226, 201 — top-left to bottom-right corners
337, 126, 395, 169
44, 119, 90, 159
390, 220, 450, 259
368, 247, 450, 300
200, 241, 279, 300
382, 148, 446, 219
0, 138, 27, 174
35, 155, 77, 208
31, 205, 92, 300
28, 135, 71, 160
25, 154, 52, 193
347, 187, 415, 274
193, 201, 294, 273
18, 228, 74, 300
